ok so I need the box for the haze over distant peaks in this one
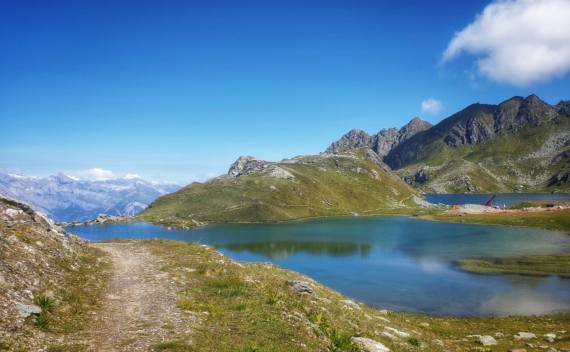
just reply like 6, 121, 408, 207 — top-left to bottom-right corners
0, 172, 184, 222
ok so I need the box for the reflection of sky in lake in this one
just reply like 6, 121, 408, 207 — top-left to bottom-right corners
68, 216, 570, 317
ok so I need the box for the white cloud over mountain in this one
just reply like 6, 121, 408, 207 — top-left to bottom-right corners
75, 168, 117, 180
421, 99, 444, 115
442, 0, 570, 86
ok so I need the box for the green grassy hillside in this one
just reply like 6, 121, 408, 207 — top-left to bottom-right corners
140, 150, 418, 226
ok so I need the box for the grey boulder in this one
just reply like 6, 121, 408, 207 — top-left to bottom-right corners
15, 303, 42, 317
351, 337, 390, 352
477, 336, 497, 346
284, 280, 318, 299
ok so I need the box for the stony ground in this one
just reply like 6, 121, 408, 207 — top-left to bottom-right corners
64, 243, 198, 351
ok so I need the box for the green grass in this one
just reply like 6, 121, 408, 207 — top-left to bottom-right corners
140, 150, 418, 226
125, 239, 459, 351
112, 239, 570, 352
458, 255, 570, 277
424, 208, 570, 232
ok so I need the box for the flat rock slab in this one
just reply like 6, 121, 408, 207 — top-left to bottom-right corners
351, 337, 390, 352
15, 303, 41, 317
477, 335, 498, 346
516, 332, 537, 340
385, 327, 410, 338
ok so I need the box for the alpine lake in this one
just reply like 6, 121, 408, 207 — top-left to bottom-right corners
67, 193, 570, 318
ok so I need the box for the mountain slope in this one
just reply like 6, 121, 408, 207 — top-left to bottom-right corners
140, 149, 419, 224
326, 95, 570, 194
0, 173, 183, 222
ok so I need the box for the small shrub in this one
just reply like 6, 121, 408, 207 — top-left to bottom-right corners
178, 298, 215, 313
408, 338, 421, 347
46, 347, 64, 352
209, 276, 243, 289
34, 313, 51, 330
325, 329, 361, 352
154, 340, 187, 351
306, 311, 330, 329
197, 264, 211, 275
229, 303, 247, 311
34, 295, 56, 313
265, 289, 283, 306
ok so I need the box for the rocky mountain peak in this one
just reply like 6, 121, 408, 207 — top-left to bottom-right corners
399, 117, 433, 141
326, 118, 432, 158
494, 94, 555, 134
49, 173, 75, 183
325, 129, 374, 154
227, 156, 294, 179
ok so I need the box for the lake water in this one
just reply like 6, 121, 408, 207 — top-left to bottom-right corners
68, 216, 570, 317
424, 193, 570, 207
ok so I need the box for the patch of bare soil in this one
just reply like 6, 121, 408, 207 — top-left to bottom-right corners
68, 243, 196, 351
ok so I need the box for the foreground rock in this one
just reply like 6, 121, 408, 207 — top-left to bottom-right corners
351, 337, 390, 352
285, 280, 319, 299
477, 335, 498, 346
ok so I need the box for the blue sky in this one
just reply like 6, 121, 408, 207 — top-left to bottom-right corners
1, 0, 570, 184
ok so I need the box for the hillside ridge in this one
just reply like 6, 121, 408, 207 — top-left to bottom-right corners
325, 94, 570, 194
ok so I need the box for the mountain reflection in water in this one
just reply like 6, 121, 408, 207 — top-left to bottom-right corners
220, 240, 372, 259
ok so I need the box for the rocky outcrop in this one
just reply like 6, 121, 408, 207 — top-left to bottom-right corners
325, 118, 433, 157
56, 213, 137, 227
326, 129, 375, 154
444, 116, 494, 147
228, 156, 294, 179
494, 95, 556, 135
0, 195, 81, 250
284, 280, 319, 299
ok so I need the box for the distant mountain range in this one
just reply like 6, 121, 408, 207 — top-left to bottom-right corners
326, 94, 570, 194
0, 172, 183, 222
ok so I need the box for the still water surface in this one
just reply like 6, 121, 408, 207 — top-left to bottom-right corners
424, 193, 570, 206
68, 216, 570, 317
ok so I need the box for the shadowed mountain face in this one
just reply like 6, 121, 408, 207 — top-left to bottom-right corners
326, 95, 570, 194
0, 173, 183, 222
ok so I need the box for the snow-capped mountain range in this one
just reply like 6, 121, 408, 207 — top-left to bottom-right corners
0, 172, 184, 222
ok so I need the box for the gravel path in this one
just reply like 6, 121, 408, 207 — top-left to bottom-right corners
71, 243, 197, 351
456, 204, 502, 213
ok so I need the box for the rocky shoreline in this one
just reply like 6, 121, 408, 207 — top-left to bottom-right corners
55, 213, 138, 227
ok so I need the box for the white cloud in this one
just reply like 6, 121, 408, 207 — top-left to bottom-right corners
75, 168, 117, 181
125, 174, 141, 179
421, 99, 444, 115
442, 0, 570, 86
